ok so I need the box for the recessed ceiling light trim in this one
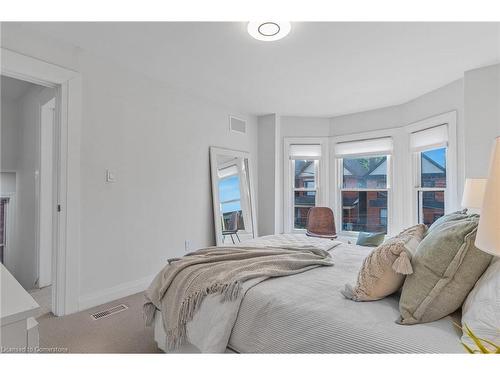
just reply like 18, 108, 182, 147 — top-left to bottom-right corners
247, 21, 291, 41
258, 22, 280, 37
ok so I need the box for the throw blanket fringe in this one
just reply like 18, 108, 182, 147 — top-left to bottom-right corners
167, 280, 243, 349
144, 302, 157, 326
144, 245, 334, 350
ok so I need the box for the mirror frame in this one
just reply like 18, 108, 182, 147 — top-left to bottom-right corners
209, 146, 258, 246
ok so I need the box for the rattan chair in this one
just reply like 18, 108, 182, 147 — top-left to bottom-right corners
306, 207, 337, 239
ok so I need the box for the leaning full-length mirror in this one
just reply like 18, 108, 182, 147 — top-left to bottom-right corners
210, 147, 257, 246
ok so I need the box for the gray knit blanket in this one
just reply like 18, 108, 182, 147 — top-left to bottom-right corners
144, 245, 334, 349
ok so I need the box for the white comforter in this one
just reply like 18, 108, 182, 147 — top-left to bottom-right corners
158, 235, 464, 353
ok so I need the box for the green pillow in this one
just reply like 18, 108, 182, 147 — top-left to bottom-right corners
427, 209, 469, 233
356, 232, 385, 247
398, 215, 492, 325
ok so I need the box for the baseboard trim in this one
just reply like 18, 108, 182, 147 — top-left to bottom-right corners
78, 274, 155, 311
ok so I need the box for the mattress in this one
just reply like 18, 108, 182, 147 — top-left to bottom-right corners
228, 239, 463, 353
154, 235, 464, 353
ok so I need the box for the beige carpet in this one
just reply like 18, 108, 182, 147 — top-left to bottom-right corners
37, 292, 161, 353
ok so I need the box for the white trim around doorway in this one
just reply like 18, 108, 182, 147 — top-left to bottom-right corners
1, 48, 82, 316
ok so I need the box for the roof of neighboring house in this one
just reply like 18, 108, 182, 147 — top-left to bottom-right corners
296, 160, 315, 177
421, 153, 446, 173
343, 157, 386, 177
343, 153, 445, 179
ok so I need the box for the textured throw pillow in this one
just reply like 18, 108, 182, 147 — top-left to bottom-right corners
398, 215, 493, 325
461, 258, 499, 348
342, 224, 427, 302
356, 232, 386, 247
427, 209, 468, 233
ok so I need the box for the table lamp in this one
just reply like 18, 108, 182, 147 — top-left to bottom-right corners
461, 178, 487, 214
475, 137, 500, 256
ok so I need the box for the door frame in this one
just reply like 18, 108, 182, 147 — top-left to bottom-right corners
1, 48, 82, 316
37, 97, 56, 289
0, 190, 16, 269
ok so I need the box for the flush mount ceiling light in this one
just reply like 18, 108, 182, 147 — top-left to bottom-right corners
247, 21, 291, 41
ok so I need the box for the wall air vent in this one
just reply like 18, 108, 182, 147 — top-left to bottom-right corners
229, 116, 246, 134
90, 304, 128, 320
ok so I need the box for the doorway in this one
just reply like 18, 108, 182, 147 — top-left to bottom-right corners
1, 75, 57, 316
2, 47, 82, 316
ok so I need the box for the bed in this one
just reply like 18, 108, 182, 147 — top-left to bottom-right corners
152, 234, 464, 353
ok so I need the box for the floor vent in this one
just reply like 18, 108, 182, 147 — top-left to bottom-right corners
91, 304, 128, 320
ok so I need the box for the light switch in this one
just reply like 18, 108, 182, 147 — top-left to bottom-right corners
106, 169, 116, 183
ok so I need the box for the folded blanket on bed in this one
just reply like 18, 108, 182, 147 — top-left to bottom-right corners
144, 245, 334, 349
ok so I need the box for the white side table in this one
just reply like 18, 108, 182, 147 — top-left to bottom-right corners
0, 264, 40, 353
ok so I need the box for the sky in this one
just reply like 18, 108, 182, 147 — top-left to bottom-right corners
219, 175, 241, 213
423, 147, 446, 168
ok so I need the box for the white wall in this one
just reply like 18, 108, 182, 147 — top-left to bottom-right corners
464, 64, 500, 177
329, 80, 463, 137
1, 97, 20, 171
328, 105, 404, 137
0, 172, 16, 194
280, 116, 330, 138
1, 24, 259, 308
257, 114, 278, 236
78, 52, 258, 301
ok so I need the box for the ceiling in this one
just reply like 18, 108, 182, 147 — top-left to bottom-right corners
19, 22, 500, 117
1, 75, 38, 100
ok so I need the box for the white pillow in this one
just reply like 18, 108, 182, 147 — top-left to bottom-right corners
461, 257, 500, 348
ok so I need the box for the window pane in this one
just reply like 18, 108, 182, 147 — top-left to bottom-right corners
343, 156, 387, 189
294, 191, 316, 229
380, 208, 388, 227
341, 191, 388, 233
219, 175, 241, 203
221, 201, 241, 214
419, 191, 445, 226
295, 160, 316, 189
421, 148, 446, 188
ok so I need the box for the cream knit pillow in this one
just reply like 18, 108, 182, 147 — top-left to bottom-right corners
342, 224, 427, 302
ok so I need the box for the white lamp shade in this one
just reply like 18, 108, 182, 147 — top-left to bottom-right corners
461, 178, 487, 209
475, 137, 500, 256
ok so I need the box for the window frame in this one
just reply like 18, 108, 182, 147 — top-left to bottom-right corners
283, 138, 329, 234
405, 112, 458, 226
292, 159, 319, 230
413, 147, 448, 225
337, 154, 393, 236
